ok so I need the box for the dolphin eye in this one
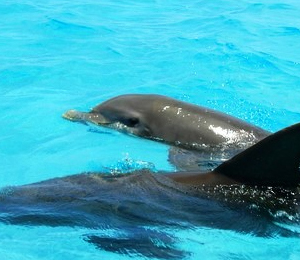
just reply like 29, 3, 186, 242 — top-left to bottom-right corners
125, 117, 139, 127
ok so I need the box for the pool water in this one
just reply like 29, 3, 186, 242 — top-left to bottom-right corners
0, 0, 300, 259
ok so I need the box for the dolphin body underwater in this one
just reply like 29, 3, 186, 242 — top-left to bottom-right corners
1, 94, 300, 259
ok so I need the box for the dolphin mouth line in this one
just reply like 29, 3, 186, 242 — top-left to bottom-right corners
108, 122, 136, 133
90, 121, 133, 133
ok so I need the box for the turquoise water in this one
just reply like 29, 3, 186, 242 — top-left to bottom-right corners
0, 0, 300, 259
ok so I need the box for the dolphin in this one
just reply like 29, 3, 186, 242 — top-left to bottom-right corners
62, 94, 270, 149
1, 123, 300, 257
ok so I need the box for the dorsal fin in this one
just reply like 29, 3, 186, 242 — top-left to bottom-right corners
214, 123, 300, 187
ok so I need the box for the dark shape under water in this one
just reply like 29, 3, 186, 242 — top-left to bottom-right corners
0, 171, 299, 258
85, 227, 189, 259
1, 120, 300, 257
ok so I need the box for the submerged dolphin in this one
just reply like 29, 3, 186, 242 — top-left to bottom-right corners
62, 94, 270, 149
1, 123, 300, 257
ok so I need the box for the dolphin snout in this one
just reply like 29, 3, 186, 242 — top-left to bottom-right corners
62, 109, 83, 121
62, 109, 110, 125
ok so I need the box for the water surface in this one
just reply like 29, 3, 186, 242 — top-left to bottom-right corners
0, 0, 300, 259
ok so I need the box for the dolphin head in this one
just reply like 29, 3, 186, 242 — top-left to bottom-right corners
62, 94, 161, 137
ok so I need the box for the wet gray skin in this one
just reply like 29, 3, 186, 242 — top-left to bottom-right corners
62, 94, 270, 149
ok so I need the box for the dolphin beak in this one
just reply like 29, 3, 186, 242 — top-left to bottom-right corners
62, 109, 110, 125
62, 109, 84, 121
